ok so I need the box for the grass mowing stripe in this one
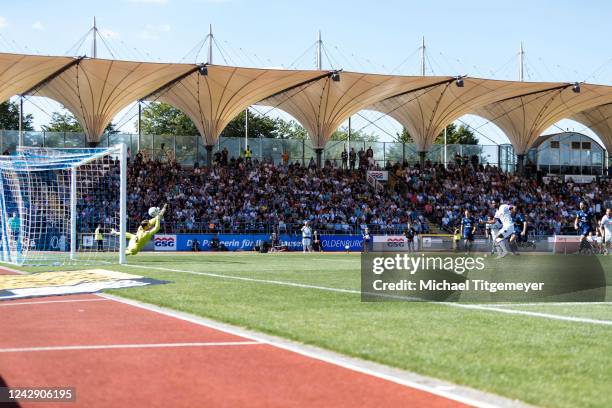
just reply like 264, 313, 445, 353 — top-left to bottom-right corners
102, 254, 611, 408
102, 293, 511, 408
124, 263, 612, 326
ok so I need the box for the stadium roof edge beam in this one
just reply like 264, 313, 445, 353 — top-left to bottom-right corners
571, 102, 612, 153
368, 79, 568, 153
147, 64, 332, 146
259, 72, 453, 149
29, 56, 197, 143
0, 53, 76, 105
474, 83, 612, 154
2, 51, 612, 151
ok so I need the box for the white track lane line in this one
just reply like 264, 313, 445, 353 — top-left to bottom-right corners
124, 263, 612, 326
0, 341, 261, 353
0, 298, 110, 307
100, 294, 523, 408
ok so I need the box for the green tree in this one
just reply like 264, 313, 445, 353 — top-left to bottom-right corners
42, 111, 117, 134
140, 102, 198, 136
0, 101, 34, 131
330, 127, 379, 142
221, 110, 278, 139
433, 123, 478, 145
396, 127, 413, 143
274, 118, 308, 140
395, 123, 479, 145
42, 112, 83, 132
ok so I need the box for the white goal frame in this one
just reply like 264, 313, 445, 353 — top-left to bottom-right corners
0, 144, 127, 266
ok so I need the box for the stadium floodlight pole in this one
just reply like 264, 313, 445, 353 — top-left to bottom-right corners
70, 165, 77, 261
137, 102, 142, 153
18, 96, 23, 147
519, 42, 524, 82
347, 116, 351, 152
92, 17, 97, 59
420, 36, 426, 76
245, 107, 248, 149
317, 30, 322, 70
119, 143, 127, 264
207, 24, 213, 64
444, 126, 448, 169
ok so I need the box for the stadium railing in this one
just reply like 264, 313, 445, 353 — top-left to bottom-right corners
0, 130, 509, 169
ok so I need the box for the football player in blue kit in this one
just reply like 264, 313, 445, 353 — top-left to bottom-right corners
460, 209, 477, 254
574, 201, 596, 253
509, 206, 527, 254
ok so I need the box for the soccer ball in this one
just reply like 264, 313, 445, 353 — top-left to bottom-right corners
148, 206, 161, 217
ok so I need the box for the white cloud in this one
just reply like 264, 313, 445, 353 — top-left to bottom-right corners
140, 23, 171, 40
32, 21, 44, 30
0, 16, 7, 29
100, 28, 120, 39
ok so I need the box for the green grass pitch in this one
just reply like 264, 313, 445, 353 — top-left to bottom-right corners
18, 253, 612, 407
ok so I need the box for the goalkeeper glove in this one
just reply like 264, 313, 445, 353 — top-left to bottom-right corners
159, 204, 168, 218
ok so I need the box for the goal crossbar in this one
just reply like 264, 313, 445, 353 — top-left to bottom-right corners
0, 145, 127, 266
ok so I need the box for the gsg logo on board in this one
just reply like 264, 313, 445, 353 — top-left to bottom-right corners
385, 237, 406, 248
154, 234, 176, 251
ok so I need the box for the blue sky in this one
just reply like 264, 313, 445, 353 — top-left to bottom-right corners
0, 0, 610, 145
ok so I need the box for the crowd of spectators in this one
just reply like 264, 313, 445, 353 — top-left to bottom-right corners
392, 157, 611, 236
127, 151, 428, 234
115, 149, 612, 238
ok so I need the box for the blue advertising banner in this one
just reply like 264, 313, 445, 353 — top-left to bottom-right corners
154, 233, 364, 252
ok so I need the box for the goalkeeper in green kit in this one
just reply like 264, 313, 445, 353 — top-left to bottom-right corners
112, 204, 167, 256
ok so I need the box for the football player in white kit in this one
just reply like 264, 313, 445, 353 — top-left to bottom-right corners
485, 215, 503, 255
490, 199, 515, 258
599, 208, 612, 255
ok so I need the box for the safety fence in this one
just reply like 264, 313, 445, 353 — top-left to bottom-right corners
0, 130, 513, 170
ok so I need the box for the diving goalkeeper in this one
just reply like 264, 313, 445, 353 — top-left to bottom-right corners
112, 204, 167, 256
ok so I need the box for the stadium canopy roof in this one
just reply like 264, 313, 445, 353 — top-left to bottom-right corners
258, 72, 453, 148
2, 51, 612, 154
369, 78, 564, 152
571, 103, 612, 154
0, 53, 75, 106
147, 65, 330, 146
474, 83, 612, 155
28, 57, 195, 143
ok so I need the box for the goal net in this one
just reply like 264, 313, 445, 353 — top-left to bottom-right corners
0, 145, 127, 266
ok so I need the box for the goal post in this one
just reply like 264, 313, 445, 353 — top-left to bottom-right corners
0, 145, 127, 266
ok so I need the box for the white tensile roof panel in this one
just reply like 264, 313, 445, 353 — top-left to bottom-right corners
475, 83, 612, 154
259, 72, 453, 148
33, 57, 196, 142
571, 103, 612, 153
0, 53, 75, 104
153, 65, 330, 146
370, 79, 564, 152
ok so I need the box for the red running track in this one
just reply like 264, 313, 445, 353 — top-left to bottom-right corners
0, 291, 472, 408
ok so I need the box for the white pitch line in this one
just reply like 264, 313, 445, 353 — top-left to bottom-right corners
449, 303, 612, 325
101, 293, 510, 408
0, 341, 261, 353
0, 298, 110, 307
124, 263, 612, 326
478, 302, 612, 307
126, 263, 360, 294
